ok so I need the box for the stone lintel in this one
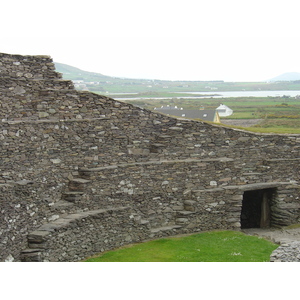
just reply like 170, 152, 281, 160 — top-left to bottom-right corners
193, 182, 295, 194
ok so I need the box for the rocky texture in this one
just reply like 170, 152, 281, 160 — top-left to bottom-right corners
270, 242, 300, 262
0, 52, 300, 262
243, 227, 300, 262
20, 207, 135, 262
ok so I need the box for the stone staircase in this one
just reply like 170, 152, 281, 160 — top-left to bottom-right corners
20, 207, 130, 262
62, 178, 91, 204
20, 167, 199, 261
20, 170, 96, 261
148, 200, 198, 236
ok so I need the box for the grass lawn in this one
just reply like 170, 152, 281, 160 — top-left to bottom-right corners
247, 118, 300, 134
84, 230, 278, 262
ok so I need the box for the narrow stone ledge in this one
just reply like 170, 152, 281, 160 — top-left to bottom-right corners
69, 178, 91, 184
150, 225, 182, 233
78, 157, 235, 172
58, 207, 129, 224
177, 210, 196, 216
192, 182, 295, 194
266, 158, 300, 162
2, 117, 110, 125
21, 206, 138, 260
242, 172, 263, 176
14, 180, 34, 186
193, 188, 224, 194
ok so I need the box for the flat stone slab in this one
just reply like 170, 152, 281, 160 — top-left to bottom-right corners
69, 178, 91, 184
150, 225, 182, 233
28, 230, 51, 243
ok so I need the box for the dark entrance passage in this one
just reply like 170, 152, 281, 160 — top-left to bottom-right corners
241, 188, 276, 229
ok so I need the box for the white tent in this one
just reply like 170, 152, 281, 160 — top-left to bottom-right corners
216, 104, 233, 117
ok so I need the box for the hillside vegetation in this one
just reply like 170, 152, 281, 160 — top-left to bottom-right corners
55, 62, 300, 93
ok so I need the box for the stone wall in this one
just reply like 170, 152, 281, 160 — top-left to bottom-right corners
0, 183, 52, 261
0, 53, 60, 79
1, 52, 300, 261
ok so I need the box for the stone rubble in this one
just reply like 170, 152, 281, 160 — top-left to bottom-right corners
243, 227, 300, 262
270, 241, 300, 262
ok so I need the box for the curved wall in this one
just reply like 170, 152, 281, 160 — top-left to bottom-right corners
0, 53, 299, 261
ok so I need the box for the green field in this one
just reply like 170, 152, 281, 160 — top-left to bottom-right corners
84, 230, 278, 262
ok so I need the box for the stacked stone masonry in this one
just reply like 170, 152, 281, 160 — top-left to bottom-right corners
0, 52, 300, 262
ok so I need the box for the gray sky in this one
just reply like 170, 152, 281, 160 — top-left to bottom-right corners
1, 0, 300, 81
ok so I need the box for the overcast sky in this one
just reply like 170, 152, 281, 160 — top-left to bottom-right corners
1, 0, 300, 82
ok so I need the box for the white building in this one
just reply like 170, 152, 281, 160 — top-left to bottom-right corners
216, 104, 233, 117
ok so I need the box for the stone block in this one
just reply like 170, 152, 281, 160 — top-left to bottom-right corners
28, 231, 50, 243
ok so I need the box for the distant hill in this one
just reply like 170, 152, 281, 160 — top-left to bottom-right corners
269, 72, 300, 82
54, 62, 300, 94
54, 62, 113, 81
53, 62, 160, 93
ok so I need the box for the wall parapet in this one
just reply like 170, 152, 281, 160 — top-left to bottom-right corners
0, 53, 60, 79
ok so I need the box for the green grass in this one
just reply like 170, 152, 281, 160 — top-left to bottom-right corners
247, 127, 300, 134
248, 118, 300, 134
84, 230, 278, 262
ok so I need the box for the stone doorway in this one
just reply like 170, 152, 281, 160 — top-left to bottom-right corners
240, 188, 276, 229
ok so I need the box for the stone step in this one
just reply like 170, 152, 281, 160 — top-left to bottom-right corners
150, 225, 182, 233
20, 249, 43, 262
27, 230, 50, 249
62, 191, 84, 202
20, 206, 130, 261
175, 211, 196, 225
177, 210, 196, 216
68, 178, 91, 191
69, 178, 91, 184
175, 218, 189, 224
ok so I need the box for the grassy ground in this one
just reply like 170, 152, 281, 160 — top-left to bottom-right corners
218, 119, 300, 134
84, 230, 278, 262
249, 119, 300, 134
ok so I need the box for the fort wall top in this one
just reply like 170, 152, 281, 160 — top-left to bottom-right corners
0, 52, 61, 80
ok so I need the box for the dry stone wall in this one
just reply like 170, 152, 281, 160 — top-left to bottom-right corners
0, 53, 60, 79
1, 52, 300, 261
